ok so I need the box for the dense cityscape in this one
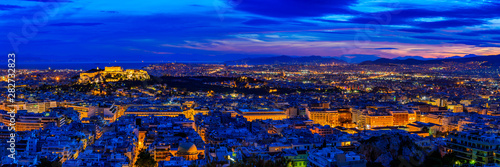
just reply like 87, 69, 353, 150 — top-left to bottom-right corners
3, 0, 500, 166
1, 60, 499, 167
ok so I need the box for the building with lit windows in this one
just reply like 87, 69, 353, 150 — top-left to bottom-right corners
407, 121, 441, 137
338, 108, 354, 128
88, 104, 120, 123
170, 142, 204, 161
449, 104, 464, 113
308, 147, 365, 167
419, 105, 440, 113
124, 106, 183, 117
64, 102, 91, 120
282, 149, 308, 167
421, 114, 443, 125
408, 110, 417, 123
310, 103, 330, 109
390, 110, 410, 126
495, 151, 500, 164
236, 108, 287, 121
306, 108, 339, 127
365, 114, 393, 129
0, 110, 65, 131
310, 126, 334, 136
183, 107, 210, 120
446, 131, 500, 165
25, 102, 50, 113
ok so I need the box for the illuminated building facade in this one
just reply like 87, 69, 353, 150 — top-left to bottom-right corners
365, 115, 393, 129
450, 104, 464, 113
172, 142, 204, 161
26, 102, 49, 113
183, 107, 210, 120
65, 103, 90, 120
421, 114, 443, 125
125, 106, 183, 117
0, 110, 65, 131
446, 131, 500, 165
236, 108, 287, 121
78, 66, 150, 83
419, 105, 440, 113
390, 111, 410, 126
310, 126, 334, 136
306, 108, 339, 127
338, 108, 353, 128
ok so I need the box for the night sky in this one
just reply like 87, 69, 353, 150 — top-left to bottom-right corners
2, 0, 500, 62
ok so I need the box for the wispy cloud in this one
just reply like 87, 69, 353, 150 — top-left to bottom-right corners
0, 4, 25, 10
50, 22, 103, 26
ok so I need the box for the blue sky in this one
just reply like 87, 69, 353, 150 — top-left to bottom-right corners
2, 0, 500, 62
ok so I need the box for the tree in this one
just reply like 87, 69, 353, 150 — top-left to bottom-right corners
321, 139, 327, 148
174, 132, 188, 138
273, 157, 292, 167
421, 150, 443, 167
441, 152, 467, 167
229, 156, 291, 167
36, 158, 62, 167
366, 162, 384, 167
135, 149, 156, 167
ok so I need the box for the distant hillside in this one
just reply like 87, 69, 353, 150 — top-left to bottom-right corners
393, 56, 434, 61
225, 55, 346, 65
339, 54, 381, 63
360, 54, 500, 66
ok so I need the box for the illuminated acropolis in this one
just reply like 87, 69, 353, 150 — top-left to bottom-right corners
78, 66, 150, 83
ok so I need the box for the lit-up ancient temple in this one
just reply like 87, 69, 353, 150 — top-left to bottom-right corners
78, 66, 150, 83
